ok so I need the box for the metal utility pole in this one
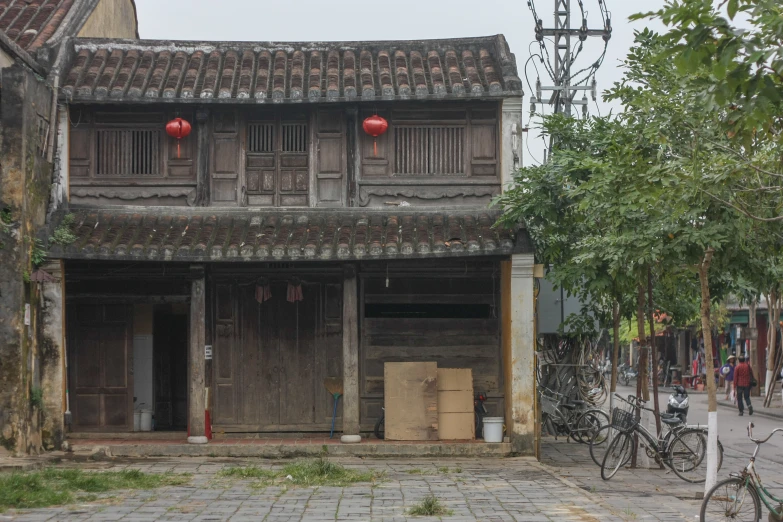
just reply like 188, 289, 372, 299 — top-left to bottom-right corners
530, 0, 612, 117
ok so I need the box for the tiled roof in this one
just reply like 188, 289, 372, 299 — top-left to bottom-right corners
48, 209, 515, 262
60, 35, 523, 103
0, 0, 75, 52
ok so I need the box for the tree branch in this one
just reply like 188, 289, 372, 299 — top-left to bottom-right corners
700, 188, 783, 222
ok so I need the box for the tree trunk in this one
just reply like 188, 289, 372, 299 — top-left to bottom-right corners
764, 290, 780, 407
631, 282, 648, 469
698, 248, 718, 493
636, 284, 649, 402
609, 299, 620, 424
647, 269, 663, 445
748, 298, 759, 396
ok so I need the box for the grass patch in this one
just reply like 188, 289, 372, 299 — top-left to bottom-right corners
218, 458, 380, 488
0, 468, 190, 511
408, 494, 452, 516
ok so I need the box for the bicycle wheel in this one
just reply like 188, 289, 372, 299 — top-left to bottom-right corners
589, 424, 617, 467
601, 432, 633, 480
700, 477, 760, 522
668, 428, 710, 483
575, 409, 609, 444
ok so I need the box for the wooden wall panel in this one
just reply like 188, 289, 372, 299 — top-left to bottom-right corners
359, 274, 503, 428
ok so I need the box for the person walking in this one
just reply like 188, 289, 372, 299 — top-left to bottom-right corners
721, 354, 736, 401
733, 355, 754, 416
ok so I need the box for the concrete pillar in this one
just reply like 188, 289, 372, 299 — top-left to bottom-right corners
40, 260, 65, 450
187, 265, 207, 444
341, 265, 361, 443
502, 253, 536, 455
501, 97, 524, 187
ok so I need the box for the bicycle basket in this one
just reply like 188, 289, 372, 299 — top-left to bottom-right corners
611, 408, 637, 432
540, 394, 560, 416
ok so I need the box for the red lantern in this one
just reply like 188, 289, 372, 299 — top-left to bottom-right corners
362, 115, 388, 156
165, 117, 192, 158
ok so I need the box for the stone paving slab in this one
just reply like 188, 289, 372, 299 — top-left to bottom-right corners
541, 438, 783, 521
0, 456, 625, 522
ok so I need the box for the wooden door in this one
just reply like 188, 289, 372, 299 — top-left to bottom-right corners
69, 305, 133, 432
214, 279, 342, 431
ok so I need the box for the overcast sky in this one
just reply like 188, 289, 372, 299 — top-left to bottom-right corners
134, 0, 668, 166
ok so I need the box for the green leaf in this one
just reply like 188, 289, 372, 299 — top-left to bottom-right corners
727, 0, 738, 20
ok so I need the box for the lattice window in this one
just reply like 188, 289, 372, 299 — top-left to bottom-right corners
394, 126, 465, 175
95, 129, 161, 175
282, 123, 307, 152
248, 123, 275, 152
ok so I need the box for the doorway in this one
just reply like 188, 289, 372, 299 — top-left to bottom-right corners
153, 312, 188, 431
68, 304, 133, 432
212, 278, 343, 431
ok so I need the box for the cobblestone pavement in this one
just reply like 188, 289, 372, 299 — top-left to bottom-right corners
2, 439, 782, 521
542, 438, 783, 521
0, 455, 624, 522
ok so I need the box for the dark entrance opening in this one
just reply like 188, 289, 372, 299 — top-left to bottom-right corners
153, 312, 188, 430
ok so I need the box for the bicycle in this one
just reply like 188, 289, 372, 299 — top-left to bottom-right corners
700, 422, 783, 522
540, 387, 609, 444
601, 394, 722, 483
589, 408, 724, 470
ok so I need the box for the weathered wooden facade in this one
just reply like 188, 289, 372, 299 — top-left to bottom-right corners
39, 35, 538, 453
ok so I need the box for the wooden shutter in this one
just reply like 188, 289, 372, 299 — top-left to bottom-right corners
210, 110, 240, 204
315, 110, 346, 206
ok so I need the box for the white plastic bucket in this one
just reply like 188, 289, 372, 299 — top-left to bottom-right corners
483, 417, 504, 443
133, 411, 141, 432
140, 409, 153, 432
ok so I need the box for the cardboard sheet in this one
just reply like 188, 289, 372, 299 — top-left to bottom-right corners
384, 362, 438, 441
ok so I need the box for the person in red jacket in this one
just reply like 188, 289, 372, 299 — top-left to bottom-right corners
733, 355, 754, 416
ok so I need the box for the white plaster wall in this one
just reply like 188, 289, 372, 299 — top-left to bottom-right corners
501, 97, 524, 189
0, 48, 14, 68
133, 305, 153, 415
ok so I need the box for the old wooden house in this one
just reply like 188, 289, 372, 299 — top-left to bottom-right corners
34, 33, 537, 453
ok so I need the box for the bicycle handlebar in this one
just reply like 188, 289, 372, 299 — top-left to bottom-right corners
748, 422, 783, 444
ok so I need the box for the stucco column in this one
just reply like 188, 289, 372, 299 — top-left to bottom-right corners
188, 265, 207, 444
40, 260, 65, 449
341, 265, 361, 443
501, 97, 524, 187
502, 253, 536, 455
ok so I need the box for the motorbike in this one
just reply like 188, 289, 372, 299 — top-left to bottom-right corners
666, 385, 689, 422
620, 364, 638, 386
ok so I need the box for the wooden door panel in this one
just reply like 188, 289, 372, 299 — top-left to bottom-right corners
239, 285, 261, 426
69, 305, 132, 431
257, 290, 280, 425
278, 290, 317, 425
103, 328, 129, 389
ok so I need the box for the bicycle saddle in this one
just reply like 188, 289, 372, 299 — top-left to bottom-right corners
570, 399, 586, 405
661, 416, 682, 426
560, 403, 576, 410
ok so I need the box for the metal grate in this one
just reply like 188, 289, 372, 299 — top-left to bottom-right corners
248, 123, 275, 152
394, 126, 465, 175
282, 123, 307, 152
96, 129, 160, 175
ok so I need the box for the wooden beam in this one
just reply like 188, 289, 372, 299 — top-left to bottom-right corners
195, 108, 210, 206
341, 264, 361, 441
188, 265, 208, 443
